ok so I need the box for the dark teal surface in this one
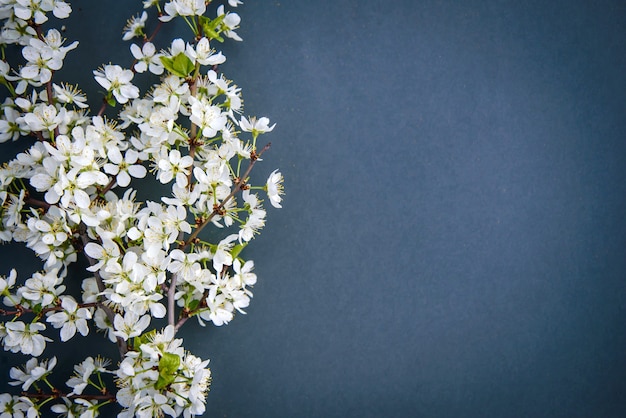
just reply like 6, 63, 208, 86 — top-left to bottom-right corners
2, 1, 626, 417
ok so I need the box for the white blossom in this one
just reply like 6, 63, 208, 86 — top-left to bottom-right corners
104, 147, 147, 187
123, 11, 148, 41
9, 357, 57, 391
217, 5, 242, 41
46, 296, 91, 342
131, 42, 164, 75
3, 321, 51, 357
160, 0, 206, 22
266, 169, 284, 208
93, 65, 139, 104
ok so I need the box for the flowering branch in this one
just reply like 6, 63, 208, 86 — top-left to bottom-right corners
0, 0, 284, 416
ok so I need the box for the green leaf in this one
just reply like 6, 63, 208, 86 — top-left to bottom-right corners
199, 15, 225, 42
172, 53, 195, 76
155, 352, 180, 390
106, 94, 116, 107
231, 242, 247, 259
133, 329, 156, 350
160, 53, 195, 78
187, 298, 200, 311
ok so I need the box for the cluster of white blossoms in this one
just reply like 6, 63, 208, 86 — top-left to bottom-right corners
0, 0, 284, 416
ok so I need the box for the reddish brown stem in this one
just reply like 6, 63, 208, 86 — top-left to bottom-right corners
180, 142, 271, 250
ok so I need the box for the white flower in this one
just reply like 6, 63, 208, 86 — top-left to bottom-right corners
20, 29, 77, 84
3, 321, 51, 357
0, 268, 17, 296
266, 169, 284, 208
112, 312, 151, 341
0, 393, 28, 417
160, 0, 207, 22
186, 37, 226, 66
14, 0, 72, 23
19, 269, 65, 308
239, 191, 266, 242
0, 101, 25, 142
217, 5, 242, 41
232, 258, 256, 287
240, 116, 276, 137
212, 234, 238, 273
83, 238, 121, 272
53, 83, 89, 109
46, 296, 91, 342
51, 398, 99, 417
93, 65, 139, 104
123, 11, 148, 41
66, 356, 111, 395
21, 103, 66, 133
9, 357, 57, 390
53, 166, 101, 209
152, 73, 189, 106
157, 149, 193, 187
189, 96, 227, 138
131, 42, 164, 75
104, 147, 147, 187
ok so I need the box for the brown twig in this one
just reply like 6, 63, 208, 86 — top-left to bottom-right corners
180, 142, 271, 250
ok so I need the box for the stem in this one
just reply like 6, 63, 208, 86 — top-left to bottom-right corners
24, 197, 50, 211
97, 99, 108, 117
146, 20, 164, 43
180, 142, 271, 249
99, 177, 116, 197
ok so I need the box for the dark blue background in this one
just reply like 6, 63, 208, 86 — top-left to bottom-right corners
2, 1, 626, 417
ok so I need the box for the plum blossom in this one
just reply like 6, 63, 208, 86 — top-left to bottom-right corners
53, 83, 89, 109
217, 5, 242, 41
20, 28, 77, 85
240, 115, 276, 137
157, 149, 194, 187
3, 321, 51, 357
186, 37, 226, 66
104, 147, 147, 187
160, 0, 206, 22
9, 357, 57, 391
130, 42, 164, 75
123, 11, 148, 41
46, 296, 92, 342
112, 312, 151, 341
189, 96, 227, 138
266, 169, 284, 208
66, 356, 111, 395
93, 65, 139, 104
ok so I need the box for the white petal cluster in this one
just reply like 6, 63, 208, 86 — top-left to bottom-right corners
94, 65, 140, 104
160, 0, 207, 22
46, 296, 92, 341
2, 321, 51, 357
9, 356, 57, 390
122, 11, 148, 41
116, 326, 211, 417
131, 42, 164, 75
